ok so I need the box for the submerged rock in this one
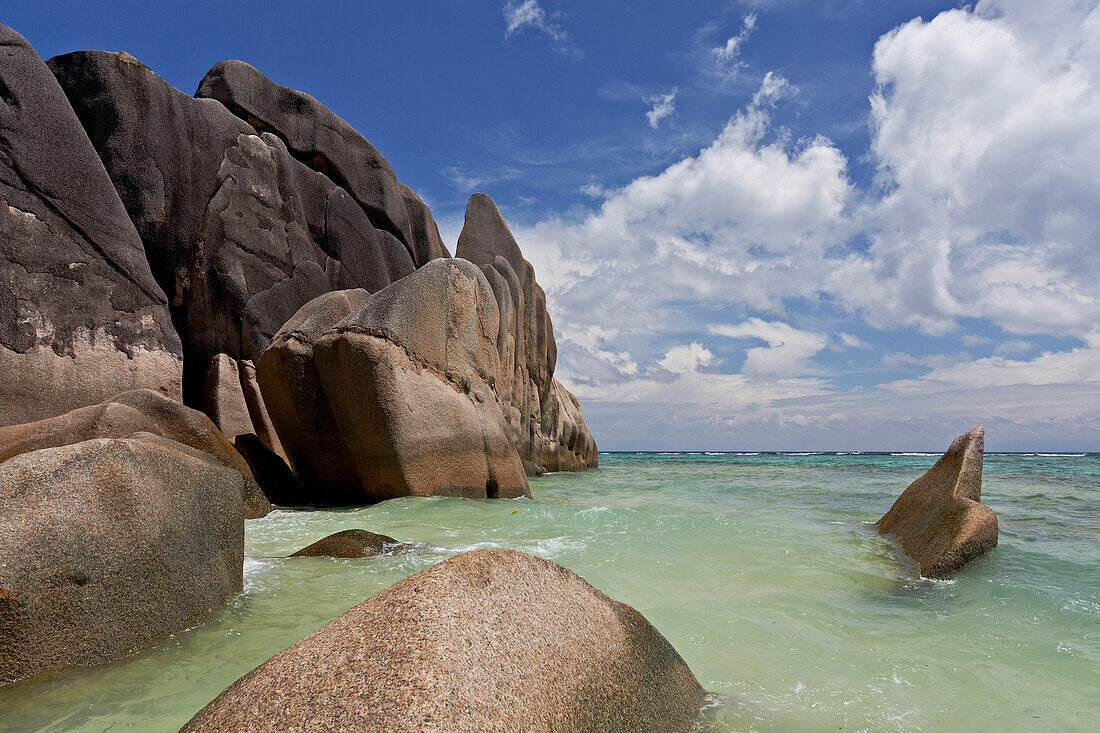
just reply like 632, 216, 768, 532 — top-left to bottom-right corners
0, 435, 244, 686
455, 193, 597, 473
0, 388, 270, 518
259, 260, 529, 504
289, 529, 404, 558
877, 425, 998, 578
0, 25, 182, 427
181, 549, 705, 733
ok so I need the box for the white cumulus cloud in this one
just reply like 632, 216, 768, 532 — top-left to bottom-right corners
709, 319, 828, 376
832, 0, 1100, 336
518, 71, 850, 327
509, 0, 1100, 448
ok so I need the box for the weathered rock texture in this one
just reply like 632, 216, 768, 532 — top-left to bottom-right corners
289, 529, 403, 558
0, 25, 182, 427
195, 60, 450, 268
181, 549, 705, 733
259, 260, 529, 504
256, 288, 371, 503
456, 194, 596, 473
877, 425, 998, 578
398, 182, 451, 267
201, 354, 259, 448
48, 50, 427, 401
0, 388, 270, 518
0, 435, 244, 685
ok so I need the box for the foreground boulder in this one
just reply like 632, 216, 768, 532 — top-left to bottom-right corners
0, 435, 244, 685
877, 425, 998, 578
289, 529, 404, 558
182, 549, 705, 733
456, 194, 597, 473
0, 388, 270, 518
0, 25, 182, 427
259, 260, 528, 504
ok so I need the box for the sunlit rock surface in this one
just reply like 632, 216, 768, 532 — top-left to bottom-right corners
877, 425, 998, 578
182, 549, 705, 733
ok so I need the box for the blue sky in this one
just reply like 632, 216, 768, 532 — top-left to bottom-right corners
9, 1, 1100, 450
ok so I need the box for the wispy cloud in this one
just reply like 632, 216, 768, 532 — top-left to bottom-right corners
439, 164, 522, 192
643, 88, 678, 128
752, 70, 793, 106
503, 1, 582, 58
712, 12, 757, 71
837, 332, 870, 350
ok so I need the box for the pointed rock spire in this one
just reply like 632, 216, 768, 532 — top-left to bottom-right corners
455, 193, 597, 474
877, 425, 998, 578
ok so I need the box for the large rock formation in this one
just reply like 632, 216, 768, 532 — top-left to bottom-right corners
456, 194, 596, 473
0, 388, 270, 518
877, 425, 998, 578
3, 30, 594, 512
259, 260, 529, 504
48, 50, 420, 401
181, 549, 705, 733
0, 435, 244, 685
0, 25, 182, 427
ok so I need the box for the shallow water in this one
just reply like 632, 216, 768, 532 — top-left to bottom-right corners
1, 452, 1097, 732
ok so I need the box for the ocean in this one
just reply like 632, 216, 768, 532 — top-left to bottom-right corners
1, 452, 1097, 731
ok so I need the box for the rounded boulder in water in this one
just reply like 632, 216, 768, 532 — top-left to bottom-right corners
181, 548, 706, 733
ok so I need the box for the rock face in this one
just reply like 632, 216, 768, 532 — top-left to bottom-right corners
0, 389, 270, 518
48, 50, 418, 401
289, 529, 403, 558
195, 60, 450, 268
181, 549, 705, 733
0, 435, 245, 685
877, 425, 998, 578
256, 288, 372, 503
201, 354, 258, 449
456, 194, 596, 473
398, 182, 451, 266
259, 260, 529, 504
0, 25, 183, 427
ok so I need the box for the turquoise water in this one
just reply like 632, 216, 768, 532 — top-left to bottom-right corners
0, 452, 1097, 731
